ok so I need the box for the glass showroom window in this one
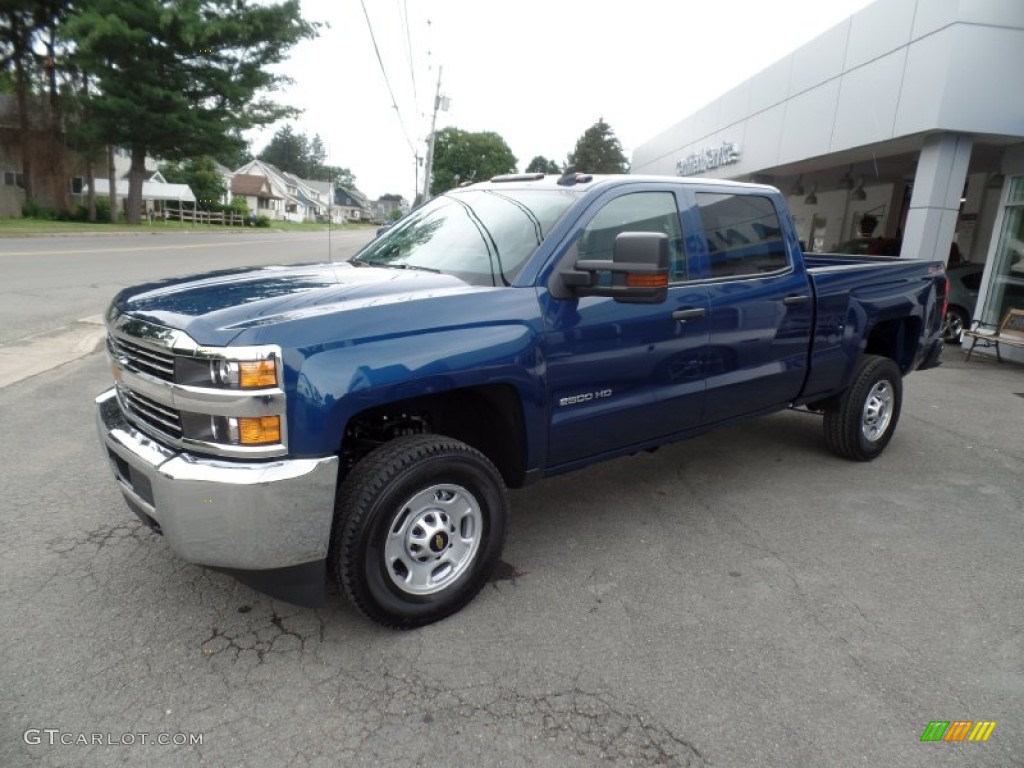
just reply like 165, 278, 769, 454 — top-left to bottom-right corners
981, 177, 1024, 324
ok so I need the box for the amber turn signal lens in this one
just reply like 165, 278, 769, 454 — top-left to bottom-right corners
625, 273, 669, 288
238, 416, 281, 445
239, 360, 277, 388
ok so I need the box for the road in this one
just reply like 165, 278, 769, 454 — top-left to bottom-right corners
0, 229, 372, 343
1, 238, 1022, 766
0, 230, 374, 388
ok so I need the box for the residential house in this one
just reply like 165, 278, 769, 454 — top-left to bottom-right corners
373, 194, 407, 222
1, 92, 165, 217
230, 174, 280, 216
335, 187, 371, 222
213, 161, 234, 207
85, 173, 196, 217
232, 159, 328, 222
304, 179, 345, 224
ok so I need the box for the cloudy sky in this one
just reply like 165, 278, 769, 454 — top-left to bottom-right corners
253, 0, 877, 200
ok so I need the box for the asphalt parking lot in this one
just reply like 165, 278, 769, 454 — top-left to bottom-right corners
2, 348, 1022, 767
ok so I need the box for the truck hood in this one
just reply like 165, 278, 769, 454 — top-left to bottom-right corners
112, 262, 491, 346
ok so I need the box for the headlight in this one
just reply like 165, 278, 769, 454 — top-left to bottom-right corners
176, 356, 279, 390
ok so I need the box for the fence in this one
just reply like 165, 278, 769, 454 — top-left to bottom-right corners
161, 208, 247, 226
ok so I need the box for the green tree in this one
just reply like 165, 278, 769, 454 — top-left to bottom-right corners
307, 133, 326, 178
216, 131, 253, 171
1, 1, 73, 206
567, 118, 629, 174
65, 0, 318, 224
525, 155, 561, 174
159, 156, 227, 210
257, 126, 352, 184
257, 125, 309, 174
431, 127, 517, 195
326, 166, 356, 188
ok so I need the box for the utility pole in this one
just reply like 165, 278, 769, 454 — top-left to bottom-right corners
422, 65, 443, 202
414, 153, 420, 205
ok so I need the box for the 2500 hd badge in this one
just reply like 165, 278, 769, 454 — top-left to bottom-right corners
559, 389, 613, 407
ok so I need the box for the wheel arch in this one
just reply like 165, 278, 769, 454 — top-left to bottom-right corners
945, 303, 971, 323
338, 383, 529, 489
864, 317, 921, 374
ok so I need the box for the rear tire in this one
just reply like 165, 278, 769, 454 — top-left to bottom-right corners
330, 434, 507, 628
823, 355, 903, 461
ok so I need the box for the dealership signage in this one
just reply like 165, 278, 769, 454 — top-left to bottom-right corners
676, 142, 741, 176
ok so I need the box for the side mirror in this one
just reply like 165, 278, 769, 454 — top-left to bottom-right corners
562, 231, 670, 303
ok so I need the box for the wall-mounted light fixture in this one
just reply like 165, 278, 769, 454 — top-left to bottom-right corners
804, 185, 818, 205
851, 177, 866, 201
839, 165, 854, 191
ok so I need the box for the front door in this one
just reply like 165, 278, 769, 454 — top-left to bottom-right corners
542, 188, 710, 467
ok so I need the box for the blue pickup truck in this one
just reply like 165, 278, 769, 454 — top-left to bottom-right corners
96, 172, 947, 627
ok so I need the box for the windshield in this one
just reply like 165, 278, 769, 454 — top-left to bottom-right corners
352, 189, 578, 286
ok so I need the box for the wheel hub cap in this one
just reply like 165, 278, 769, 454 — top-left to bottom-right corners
861, 381, 894, 442
384, 484, 483, 596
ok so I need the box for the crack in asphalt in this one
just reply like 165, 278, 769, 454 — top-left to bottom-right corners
38, 519, 706, 766
192, 613, 706, 765
47, 520, 152, 556
199, 610, 329, 664
364, 673, 706, 766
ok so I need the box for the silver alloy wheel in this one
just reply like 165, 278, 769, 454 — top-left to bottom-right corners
942, 312, 965, 342
384, 483, 483, 595
861, 380, 894, 442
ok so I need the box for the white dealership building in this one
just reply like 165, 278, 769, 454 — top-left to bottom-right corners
632, 0, 1024, 360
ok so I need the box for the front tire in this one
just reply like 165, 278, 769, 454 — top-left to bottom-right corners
823, 355, 903, 461
330, 435, 508, 628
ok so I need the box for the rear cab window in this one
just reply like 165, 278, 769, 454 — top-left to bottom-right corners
695, 192, 789, 278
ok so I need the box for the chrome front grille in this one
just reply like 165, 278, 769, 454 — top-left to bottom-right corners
109, 334, 175, 381
117, 384, 183, 439
105, 312, 288, 458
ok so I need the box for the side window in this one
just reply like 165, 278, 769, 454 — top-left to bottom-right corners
960, 271, 982, 291
695, 193, 788, 278
578, 191, 687, 281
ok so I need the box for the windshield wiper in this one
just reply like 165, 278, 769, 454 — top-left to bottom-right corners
371, 262, 441, 274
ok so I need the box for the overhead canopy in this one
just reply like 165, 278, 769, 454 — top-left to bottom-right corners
87, 179, 196, 203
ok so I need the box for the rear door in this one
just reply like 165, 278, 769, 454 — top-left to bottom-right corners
691, 190, 813, 423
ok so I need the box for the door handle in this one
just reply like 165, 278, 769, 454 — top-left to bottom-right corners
672, 307, 707, 321
783, 294, 810, 306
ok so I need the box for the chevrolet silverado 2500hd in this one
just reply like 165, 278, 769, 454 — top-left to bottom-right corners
96, 172, 947, 627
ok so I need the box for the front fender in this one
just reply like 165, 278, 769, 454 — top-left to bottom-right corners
289, 324, 547, 460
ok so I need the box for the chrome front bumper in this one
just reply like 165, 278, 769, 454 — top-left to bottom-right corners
95, 388, 339, 572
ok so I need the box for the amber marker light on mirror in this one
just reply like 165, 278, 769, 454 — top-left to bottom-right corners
239, 360, 278, 388
626, 273, 669, 288
236, 416, 281, 445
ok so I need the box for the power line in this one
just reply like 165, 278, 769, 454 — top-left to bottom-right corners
359, 0, 417, 156
399, 0, 418, 115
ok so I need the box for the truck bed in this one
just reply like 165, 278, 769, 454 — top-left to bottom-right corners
797, 252, 946, 404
